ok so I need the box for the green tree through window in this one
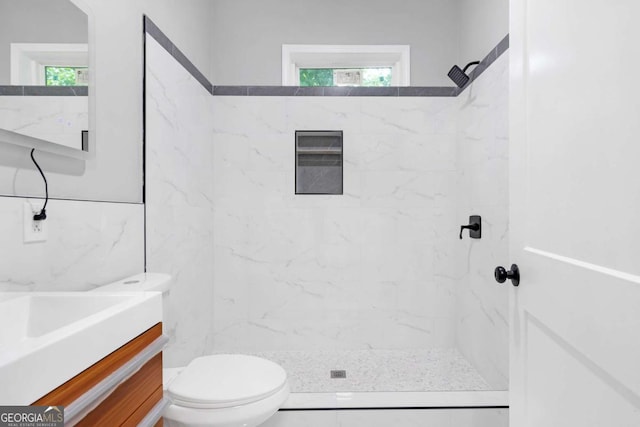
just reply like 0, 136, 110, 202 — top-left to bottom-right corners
362, 68, 392, 86
299, 68, 392, 87
45, 66, 87, 86
300, 69, 334, 86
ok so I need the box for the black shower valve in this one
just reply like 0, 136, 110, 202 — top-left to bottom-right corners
459, 215, 481, 239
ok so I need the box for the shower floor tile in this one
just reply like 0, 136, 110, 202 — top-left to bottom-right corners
247, 348, 492, 393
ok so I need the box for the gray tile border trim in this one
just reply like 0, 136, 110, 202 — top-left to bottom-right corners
0, 86, 24, 96
212, 86, 249, 96
25, 86, 88, 96
171, 45, 213, 93
0, 86, 88, 96
460, 34, 509, 92
212, 86, 461, 97
496, 34, 510, 57
399, 87, 460, 97
144, 15, 214, 94
248, 86, 299, 96
293, 87, 324, 96
212, 34, 508, 97
326, 86, 399, 96
144, 16, 173, 56
143, 18, 507, 99
212, 85, 461, 97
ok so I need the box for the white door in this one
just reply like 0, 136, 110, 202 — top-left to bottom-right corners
509, 0, 640, 426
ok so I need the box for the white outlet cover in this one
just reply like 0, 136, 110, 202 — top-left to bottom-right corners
23, 201, 48, 243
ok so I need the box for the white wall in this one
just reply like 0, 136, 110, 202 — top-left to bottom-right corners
210, 0, 459, 86
145, 35, 215, 367
455, 52, 509, 389
457, 0, 509, 63
0, 0, 213, 203
0, 0, 88, 85
211, 95, 459, 352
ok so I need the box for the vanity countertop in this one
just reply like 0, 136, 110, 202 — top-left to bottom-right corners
0, 291, 162, 405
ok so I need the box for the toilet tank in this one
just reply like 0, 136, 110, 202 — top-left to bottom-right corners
91, 273, 172, 294
91, 273, 172, 323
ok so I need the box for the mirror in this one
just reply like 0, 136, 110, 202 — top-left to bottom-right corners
0, 0, 92, 158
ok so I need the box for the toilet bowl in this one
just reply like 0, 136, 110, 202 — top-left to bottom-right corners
93, 274, 289, 427
163, 354, 289, 427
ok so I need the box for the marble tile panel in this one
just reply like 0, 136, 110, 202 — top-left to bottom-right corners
454, 53, 509, 389
0, 96, 88, 149
212, 96, 288, 136
360, 97, 457, 136
337, 409, 508, 427
263, 409, 508, 427
359, 170, 456, 209
145, 35, 215, 367
262, 411, 337, 427
353, 133, 457, 172
212, 95, 460, 353
285, 97, 362, 135
0, 197, 143, 291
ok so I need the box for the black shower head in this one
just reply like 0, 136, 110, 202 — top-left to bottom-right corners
447, 61, 480, 88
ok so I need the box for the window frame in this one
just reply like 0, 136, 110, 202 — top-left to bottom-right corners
282, 44, 411, 86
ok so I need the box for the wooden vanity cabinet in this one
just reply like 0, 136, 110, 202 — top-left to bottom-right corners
33, 323, 164, 426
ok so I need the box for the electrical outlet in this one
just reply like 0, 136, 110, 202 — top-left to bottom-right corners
24, 201, 47, 243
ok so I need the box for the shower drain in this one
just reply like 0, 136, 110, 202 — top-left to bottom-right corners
330, 370, 347, 379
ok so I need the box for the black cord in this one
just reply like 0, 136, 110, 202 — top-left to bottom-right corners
29, 149, 48, 221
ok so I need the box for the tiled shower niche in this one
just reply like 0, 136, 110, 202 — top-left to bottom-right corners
295, 130, 343, 195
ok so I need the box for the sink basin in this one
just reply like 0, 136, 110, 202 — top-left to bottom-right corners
0, 291, 162, 405
0, 294, 135, 343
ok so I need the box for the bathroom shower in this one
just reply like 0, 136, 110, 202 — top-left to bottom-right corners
447, 61, 480, 88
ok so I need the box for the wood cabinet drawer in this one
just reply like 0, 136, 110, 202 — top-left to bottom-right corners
34, 323, 164, 426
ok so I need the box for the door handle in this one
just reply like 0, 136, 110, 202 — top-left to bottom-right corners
494, 264, 520, 287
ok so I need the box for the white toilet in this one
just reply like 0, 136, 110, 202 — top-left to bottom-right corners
163, 354, 289, 427
93, 273, 289, 427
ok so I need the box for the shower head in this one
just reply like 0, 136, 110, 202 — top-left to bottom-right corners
447, 61, 480, 88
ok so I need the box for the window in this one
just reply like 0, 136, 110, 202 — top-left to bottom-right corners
282, 45, 410, 86
10, 43, 88, 86
45, 66, 89, 86
299, 68, 392, 87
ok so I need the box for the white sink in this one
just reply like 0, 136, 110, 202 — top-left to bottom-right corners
0, 291, 162, 405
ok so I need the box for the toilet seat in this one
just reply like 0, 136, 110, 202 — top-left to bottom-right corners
168, 354, 288, 409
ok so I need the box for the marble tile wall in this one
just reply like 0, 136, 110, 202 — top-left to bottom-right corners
211, 95, 459, 352
454, 53, 510, 389
0, 96, 88, 150
262, 408, 508, 427
145, 35, 215, 367
0, 196, 143, 291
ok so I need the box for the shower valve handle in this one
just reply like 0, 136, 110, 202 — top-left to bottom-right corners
459, 224, 479, 239
459, 215, 482, 239
495, 264, 520, 287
